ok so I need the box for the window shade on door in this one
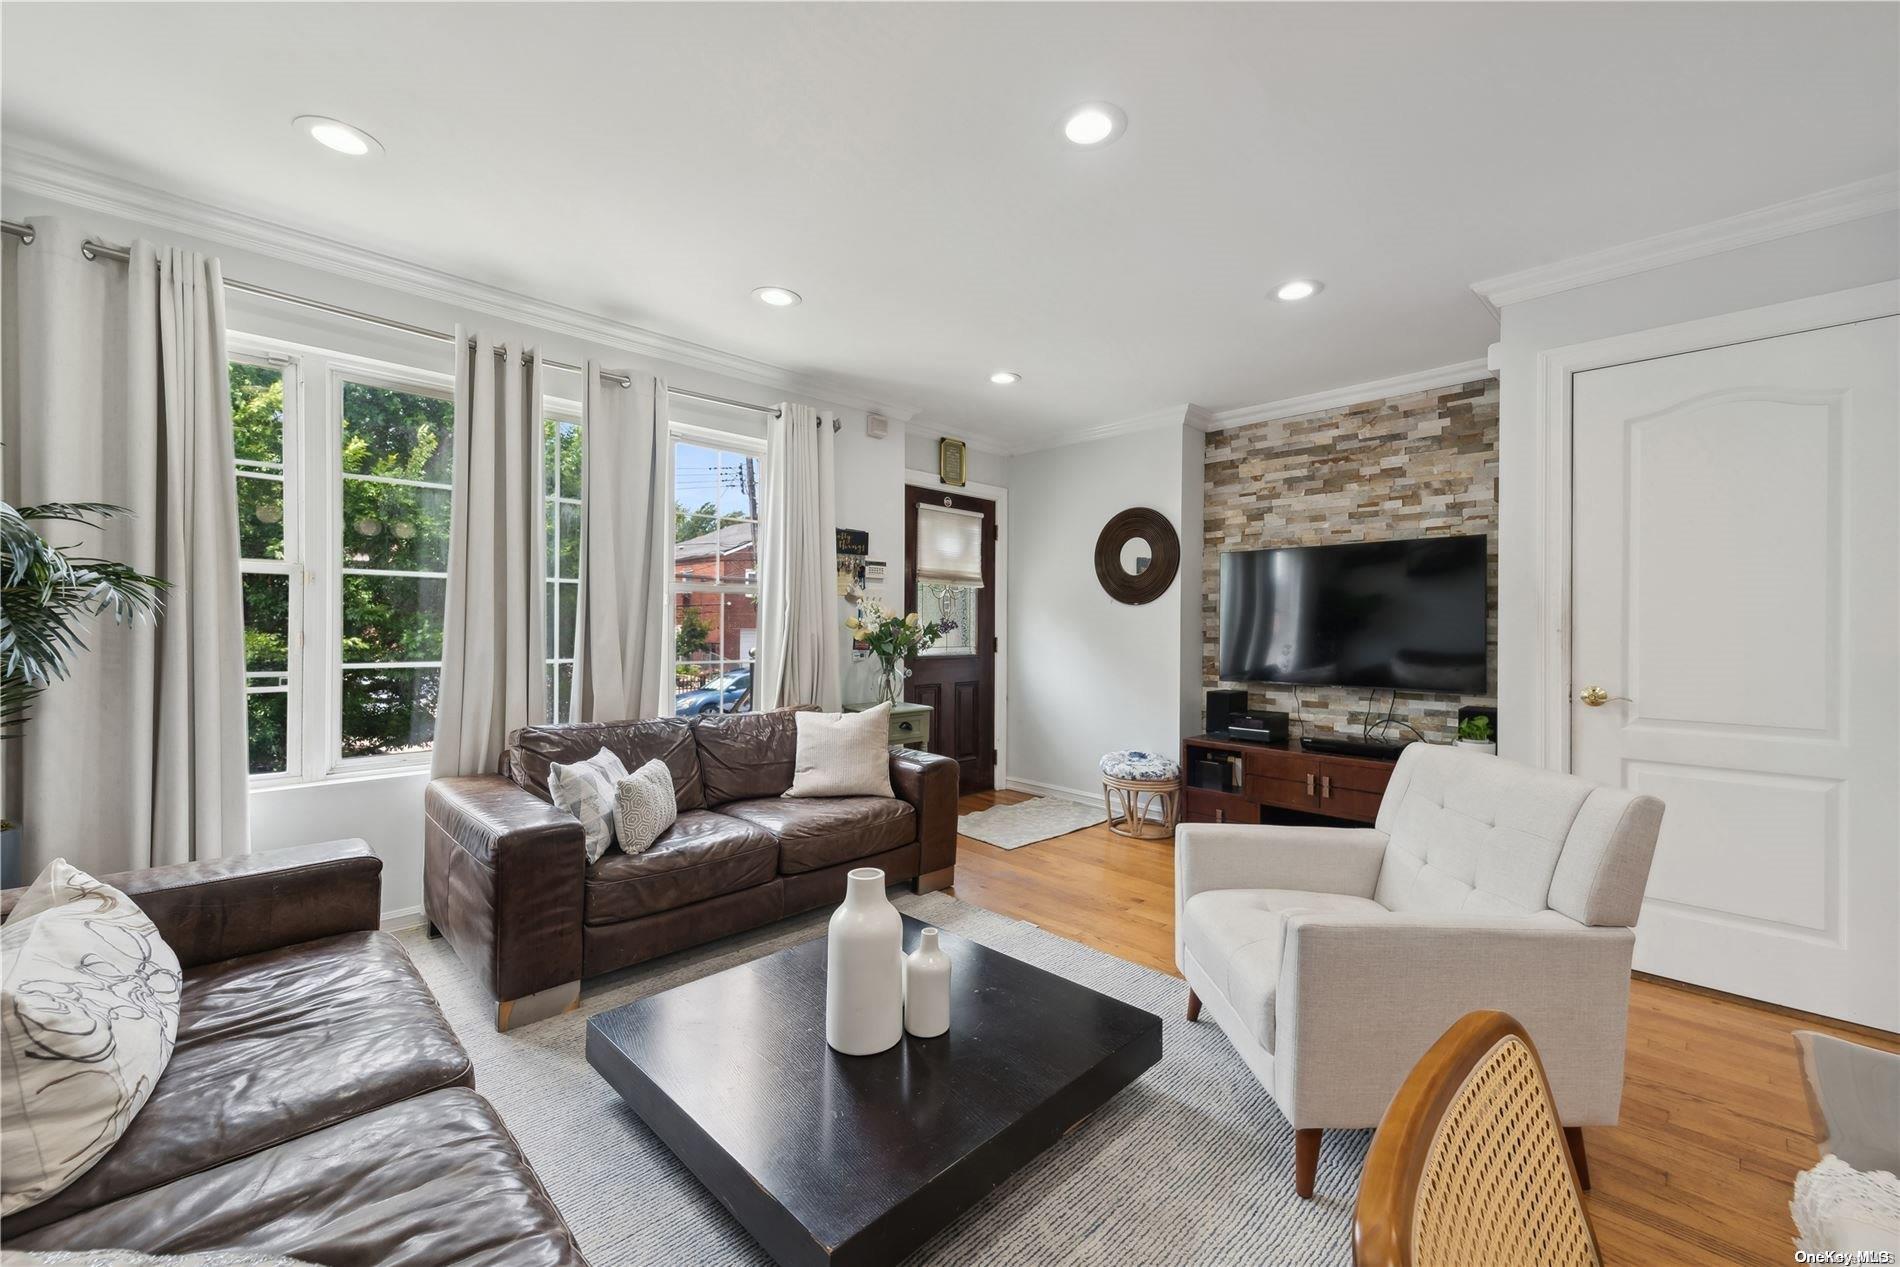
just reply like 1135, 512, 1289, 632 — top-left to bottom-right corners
915, 504, 986, 587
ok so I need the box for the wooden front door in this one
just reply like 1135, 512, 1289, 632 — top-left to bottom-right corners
905, 485, 996, 791
1570, 316, 1897, 1028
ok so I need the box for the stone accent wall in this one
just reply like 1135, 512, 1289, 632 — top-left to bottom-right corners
1200, 375, 1499, 744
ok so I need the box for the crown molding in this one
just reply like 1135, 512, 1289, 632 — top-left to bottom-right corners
1010, 404, 1200, 457
0, 142, 919, 421
1206, 358, 1491, 432
1470, 173, 1900, 313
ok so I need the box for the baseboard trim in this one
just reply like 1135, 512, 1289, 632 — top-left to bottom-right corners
381, 905, 427, 932
1004, 776, 1166, 821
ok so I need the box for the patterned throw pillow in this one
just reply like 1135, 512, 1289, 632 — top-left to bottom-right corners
613, 759, 679, 856
548, 747, 630, 863
2, 860, 184, 1216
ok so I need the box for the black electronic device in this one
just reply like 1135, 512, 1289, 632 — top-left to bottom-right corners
1190, 756, 1239, 793
1299, 733, 1413, 761
1205, 689, 1250, 737
1219, 535, 1488, 693
1224, 711, 1289, 745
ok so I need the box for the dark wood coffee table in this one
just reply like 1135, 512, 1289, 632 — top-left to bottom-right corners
587, 914, 1162, 1267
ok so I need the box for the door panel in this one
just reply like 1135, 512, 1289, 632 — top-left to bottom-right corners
904, 487, 996, 792
1570, 316, 1897, 1028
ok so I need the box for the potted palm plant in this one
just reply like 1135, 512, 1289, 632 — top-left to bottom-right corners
1, 500, 167, 884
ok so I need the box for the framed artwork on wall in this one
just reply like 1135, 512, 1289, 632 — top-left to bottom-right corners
938, 437, 967, 487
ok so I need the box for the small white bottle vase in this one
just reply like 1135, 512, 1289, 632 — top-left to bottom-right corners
904, 927, 952, 1039
826, 867, 904, 1055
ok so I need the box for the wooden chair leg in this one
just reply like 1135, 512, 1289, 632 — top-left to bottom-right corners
1564, 1126, 1591, 1191
1185, 989, 1202, 1022
1295, 1128, 1322, 1199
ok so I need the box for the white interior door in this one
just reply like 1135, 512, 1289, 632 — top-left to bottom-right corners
1571, 316, 1898, 1029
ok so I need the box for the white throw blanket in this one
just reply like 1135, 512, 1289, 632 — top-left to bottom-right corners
1793, 1155, 1900, 1257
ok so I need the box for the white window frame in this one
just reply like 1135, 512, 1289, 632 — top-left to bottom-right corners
666, 422, 766, 719
544, 396, 583, 723
231, 347, 305, 785
231, 332, 456, 785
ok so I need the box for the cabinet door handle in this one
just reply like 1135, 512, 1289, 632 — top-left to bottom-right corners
1305, 773, 1316, 796
1321, 775, 1332, 799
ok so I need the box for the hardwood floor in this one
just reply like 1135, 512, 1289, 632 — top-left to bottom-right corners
947, 788, 1900, 1266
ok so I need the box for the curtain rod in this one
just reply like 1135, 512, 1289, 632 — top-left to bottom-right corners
2, 218, 805, 421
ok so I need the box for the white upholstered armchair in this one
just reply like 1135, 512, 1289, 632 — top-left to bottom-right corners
1175, 742, 1664, 1199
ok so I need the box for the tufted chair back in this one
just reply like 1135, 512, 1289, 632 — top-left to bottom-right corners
1372, 744, 1664, 928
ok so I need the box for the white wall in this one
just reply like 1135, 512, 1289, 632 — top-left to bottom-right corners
1004, 418, 1202, 799
1494, 211, 1900, 764
2, 188, 902, 920
834, 416, 909, 705
251, 771, 430, 918
904, 428, 1009, 489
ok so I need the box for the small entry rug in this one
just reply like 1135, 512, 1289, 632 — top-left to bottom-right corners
403, 892, 1369, 1266
957, 795, 1107, 849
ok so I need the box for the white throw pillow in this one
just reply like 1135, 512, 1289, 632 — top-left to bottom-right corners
548, 747, 629, 863
2, 859, 183, 1216
785, 705, 894, 799
613, 759, 679, 856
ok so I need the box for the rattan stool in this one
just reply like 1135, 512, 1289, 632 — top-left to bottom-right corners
1098, 751, 1182, 839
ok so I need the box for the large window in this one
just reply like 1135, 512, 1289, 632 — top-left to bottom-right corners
336, 376, 454, 760
672, 435, 761, 717
544, 412, 583, 722
231, 338, 465, 783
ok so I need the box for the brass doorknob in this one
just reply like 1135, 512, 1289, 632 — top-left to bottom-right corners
1579, 686, 1630, 707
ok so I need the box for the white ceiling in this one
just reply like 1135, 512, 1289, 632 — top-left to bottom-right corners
3, 2, 1895, 448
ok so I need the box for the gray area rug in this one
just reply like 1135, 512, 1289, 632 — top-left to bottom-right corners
956, 796, 1108, 850
401, 893, 1368, 1266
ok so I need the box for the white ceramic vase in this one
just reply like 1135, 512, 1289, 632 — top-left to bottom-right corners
1456, 740, 1498, 755
826, 867, 904, 1055
903, 927, 952, 1039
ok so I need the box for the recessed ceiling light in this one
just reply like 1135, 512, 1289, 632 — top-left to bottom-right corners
753, 286, 802, 307
990, 371, 1021, 385
1062, 103, 1126, 147
1275, 279, 1323, 302
293, 115, 382, 157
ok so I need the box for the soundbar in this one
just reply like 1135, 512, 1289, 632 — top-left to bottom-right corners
1300, 733, 1413, 761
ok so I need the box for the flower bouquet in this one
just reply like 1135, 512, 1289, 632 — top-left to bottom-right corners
845, 599, 947, 705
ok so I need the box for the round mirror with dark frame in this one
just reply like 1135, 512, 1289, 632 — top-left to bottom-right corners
1095, 508, 1180, 605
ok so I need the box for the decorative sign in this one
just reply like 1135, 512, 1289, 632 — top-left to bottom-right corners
837, 528, 870, 597
938, 437, 967, 487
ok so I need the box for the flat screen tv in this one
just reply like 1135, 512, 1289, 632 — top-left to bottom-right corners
1219, 535, 1488, 693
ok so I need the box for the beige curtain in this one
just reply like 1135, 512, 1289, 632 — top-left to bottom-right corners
756, 402, 841, 711
1, 217, 248, 877
430, 330, 546, 777
571, 364, 669, 723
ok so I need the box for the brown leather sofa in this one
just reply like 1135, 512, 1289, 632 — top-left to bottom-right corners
0, 840, 587, 1265
424, 708, 960, 1030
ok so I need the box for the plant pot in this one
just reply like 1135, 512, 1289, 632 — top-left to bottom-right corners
825, 867, 903, 1055
1456, 740, 1497, 755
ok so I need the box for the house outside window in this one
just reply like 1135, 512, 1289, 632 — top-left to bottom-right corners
671, 434, 762, 717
